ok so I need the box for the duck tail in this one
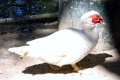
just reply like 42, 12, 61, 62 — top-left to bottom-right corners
8, 46, 29, 57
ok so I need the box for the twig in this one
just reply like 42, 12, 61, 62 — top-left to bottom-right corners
0, 12, 58, 24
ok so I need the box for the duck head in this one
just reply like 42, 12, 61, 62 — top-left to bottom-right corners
80, 11, 105, 30
81, 10, 105, 25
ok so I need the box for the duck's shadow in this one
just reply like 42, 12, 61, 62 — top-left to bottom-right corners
23, 53, 112, 75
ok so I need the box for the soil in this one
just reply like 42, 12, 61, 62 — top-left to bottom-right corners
0, 22, 120, 80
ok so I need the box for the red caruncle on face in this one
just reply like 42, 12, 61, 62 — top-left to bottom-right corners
89, 14, 104, 24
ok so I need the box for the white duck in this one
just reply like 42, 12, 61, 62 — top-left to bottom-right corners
8, 11, 105, 71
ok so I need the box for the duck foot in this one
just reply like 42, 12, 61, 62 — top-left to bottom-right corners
16, 51, 28, 57
50, 64, 62, 70
71, 64, 83, 72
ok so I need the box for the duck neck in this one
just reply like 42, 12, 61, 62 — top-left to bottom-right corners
83, 25, 99, 44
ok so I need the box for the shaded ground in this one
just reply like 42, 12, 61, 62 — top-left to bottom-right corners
0, 22, 120, 80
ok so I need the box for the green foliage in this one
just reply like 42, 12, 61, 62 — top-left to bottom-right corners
31, 0, 56, 14
0, 0, 57, 17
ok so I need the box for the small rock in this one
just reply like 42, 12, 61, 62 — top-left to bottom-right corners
0, 70, 3, 74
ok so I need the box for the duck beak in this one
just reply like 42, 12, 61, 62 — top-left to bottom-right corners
100, 20, 105, 25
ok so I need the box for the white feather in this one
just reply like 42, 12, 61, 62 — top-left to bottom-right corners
8, 10, 100, 66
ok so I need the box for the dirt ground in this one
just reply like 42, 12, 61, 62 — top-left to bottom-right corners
0, 23, 120, 80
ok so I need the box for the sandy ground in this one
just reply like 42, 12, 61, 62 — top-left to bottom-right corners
0, 24, 120, 80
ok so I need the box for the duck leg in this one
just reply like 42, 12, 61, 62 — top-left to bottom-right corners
50, 64, 62, 70
16, 51, 28, 57
71, 64, 83, 72
23, 51, 28, 56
